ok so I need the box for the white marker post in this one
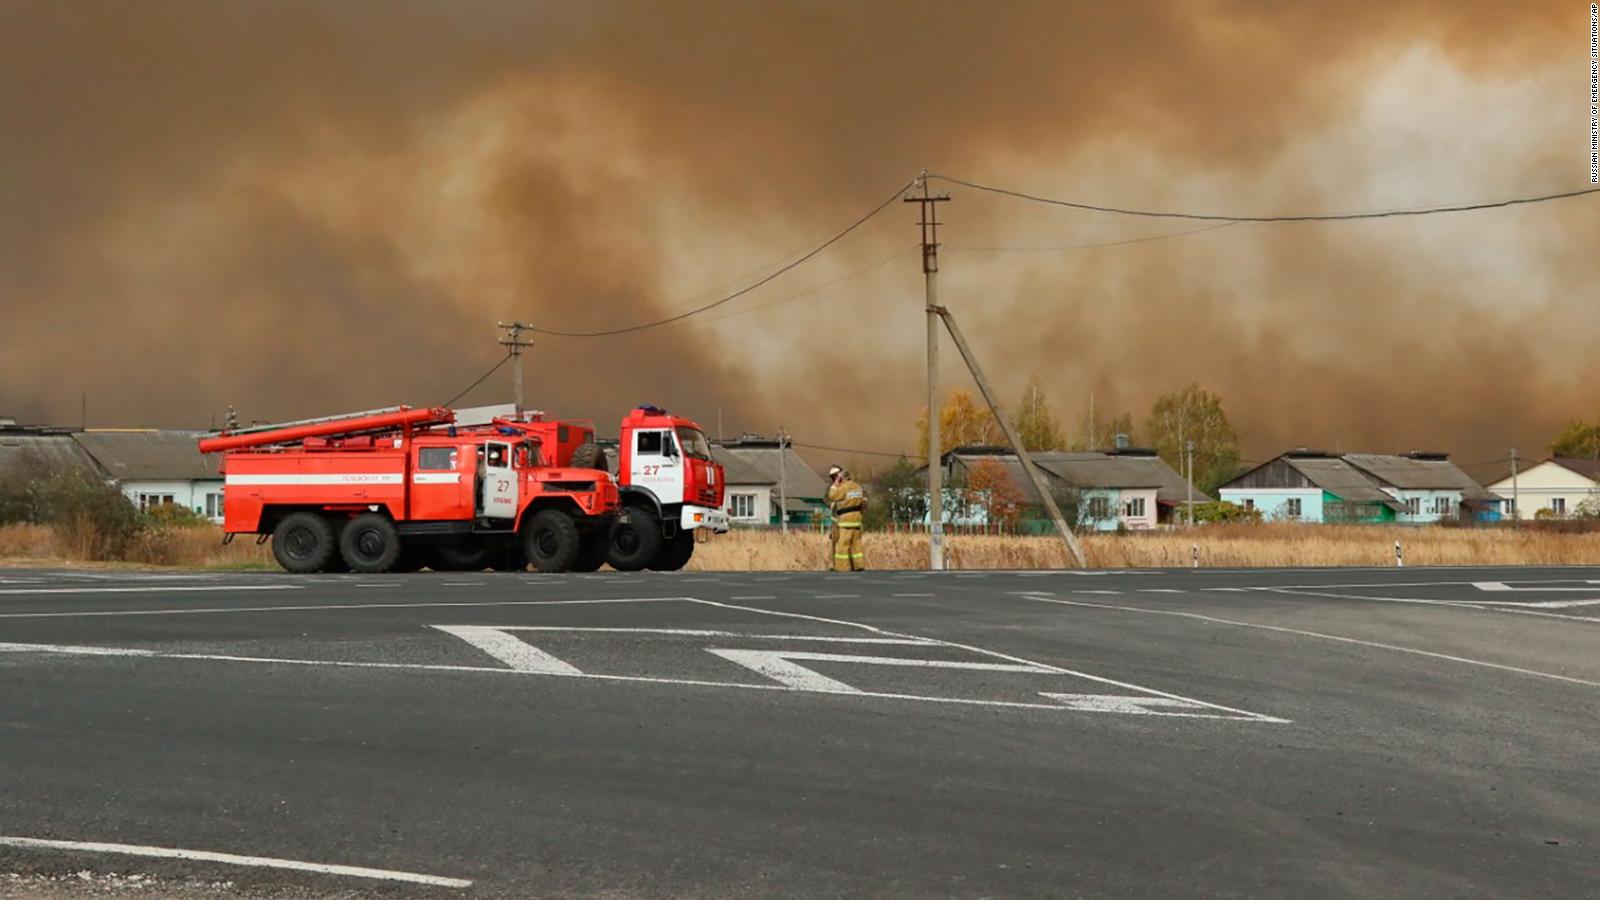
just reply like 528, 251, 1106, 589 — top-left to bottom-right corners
1191, 544, 1199, 569
1395, 540, 1403, 568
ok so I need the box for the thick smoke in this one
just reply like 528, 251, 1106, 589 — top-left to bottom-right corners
1, 1, 1592, 467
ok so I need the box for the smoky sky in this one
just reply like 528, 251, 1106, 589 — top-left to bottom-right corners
1, 0, 1594, 471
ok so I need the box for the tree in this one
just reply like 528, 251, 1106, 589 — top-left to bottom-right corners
964, 458, 1024, 530
1144, 383, 1241, 494
865, 457, 928, 528
1070, 409, 1136, 451
1012, 375, 1064, 451
917, 389, 1004, 458
1549, 418, 1600, 459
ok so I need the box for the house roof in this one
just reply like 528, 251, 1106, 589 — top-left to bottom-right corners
0, 432, 100, 479
71, 430, 221, 482
1342, 453, 1494, 500
1551, 457, 1600, 480
1282, 457, 1401, 506
711, 442, 829, 498
947, 449, 1208, 505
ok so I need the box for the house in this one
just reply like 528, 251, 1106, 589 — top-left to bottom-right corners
1487, 457, 1600, 519
71, 430, 225, 521
711, 435, 830, 527
0, 423, 100, 480
1218, 450, 1493, 523
931, 446, 1206, 531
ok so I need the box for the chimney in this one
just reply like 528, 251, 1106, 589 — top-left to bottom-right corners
1113, 433, 1131, 451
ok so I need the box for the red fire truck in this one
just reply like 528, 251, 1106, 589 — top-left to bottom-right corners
199, 405, 620, 574
200, 403, 727, 574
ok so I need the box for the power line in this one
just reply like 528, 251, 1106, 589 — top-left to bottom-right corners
946, 221, 1236, 253
442, 353, 511, 407
790, 441, 925, 460
527, 180, 915, 338
929, 173, 1600, 223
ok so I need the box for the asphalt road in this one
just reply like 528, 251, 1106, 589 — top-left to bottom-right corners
2, 564, 1599, 898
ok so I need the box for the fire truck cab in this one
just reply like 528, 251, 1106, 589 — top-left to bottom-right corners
201, 406, 619, 574
606, 405, 728, 571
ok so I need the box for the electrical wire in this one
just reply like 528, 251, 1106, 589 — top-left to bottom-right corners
929, 173, 1600, 223
528, 180, 915, 338
790, 441, 926, 460
442, 353, 511, 407
946, 221, 1236, 252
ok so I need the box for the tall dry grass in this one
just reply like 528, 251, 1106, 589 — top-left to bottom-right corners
3, 521, 1597, 572
688, 523, 1600, 570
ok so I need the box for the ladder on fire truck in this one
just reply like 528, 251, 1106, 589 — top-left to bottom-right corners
198, 406, 455, 453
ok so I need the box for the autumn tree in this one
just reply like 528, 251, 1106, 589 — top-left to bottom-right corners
1549, 418, 1600, 459
865, 457, 928, 528
1143, 383, 1241, 494
1012, 375, 1064, 451
964, 457, 1024, 530
1071, 409, 1136, 451
917, 389, 1003, 458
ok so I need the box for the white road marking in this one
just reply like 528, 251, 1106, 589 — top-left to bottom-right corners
477, 627, 935, 645
430, 626, 582, 675
1202, 587, 1247, 592
0, 585, 298, 596
892, 592, 934, 597
706, 648, 1055, 693
0, 596, 687, 620
730, 595, 776, 600
1139, 589, 1186, 594
815, 594, 859, 599
690, 597, 1284, 722
1072, 590, 1121, 596
1040, 694, 1228, 716
356, 583, 398, 589
1471, 598, 1600, 609
1472, 581, 1600, 593
441, 582, 485, 587
0, 836, 471, 888
1024, 594, 1600, 689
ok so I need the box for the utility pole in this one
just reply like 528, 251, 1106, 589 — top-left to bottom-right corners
778, 427, 789, 534
905, 171, 950, 570
1186, 439, 1195, 526
1510, 447, 1520, 522
496, 321, 534, 413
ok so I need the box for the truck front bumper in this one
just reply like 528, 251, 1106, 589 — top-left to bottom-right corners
681, 504, 730, 534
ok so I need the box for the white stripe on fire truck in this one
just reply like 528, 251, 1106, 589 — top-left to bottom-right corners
411, 473, 461, 484
223, 473, 405, 486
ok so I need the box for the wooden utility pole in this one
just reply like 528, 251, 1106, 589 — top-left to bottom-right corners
1186, 439, 1196, 526
496, 321, 534, 412
905, 172, 950, 570
778, 427, 789, 534
935, 308, 1087, 568
1510, 447, 1520, 521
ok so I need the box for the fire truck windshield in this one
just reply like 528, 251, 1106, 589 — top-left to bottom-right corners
675, 427, 712, 460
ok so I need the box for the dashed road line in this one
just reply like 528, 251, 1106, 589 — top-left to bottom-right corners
814, 594, 859, 599
730, 595, 777, 601
0, 584, 299, 596
0, 596, 688, 620
891, 592, 934, 598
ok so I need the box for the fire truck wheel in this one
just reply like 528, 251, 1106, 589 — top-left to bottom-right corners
339, 513, 402, 573
571, 442, 609, 472
605, 504, 662, 572
271, 512, 338, 574
524, 509, 581, 572
572, 529, 608, 572
649, 531, 695, 572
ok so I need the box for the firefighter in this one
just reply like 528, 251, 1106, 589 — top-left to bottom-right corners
826, 464, 866, 572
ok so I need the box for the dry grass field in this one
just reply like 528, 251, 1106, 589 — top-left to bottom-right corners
3, 521, 1598, 572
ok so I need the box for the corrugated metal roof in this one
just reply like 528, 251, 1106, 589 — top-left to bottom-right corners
1283, 457, 1398, 504
711, 443, 829, 498
0, 433, 100, 478
953, 451, 1207, 505
1342, 453, 1493, 499
72, 431, 221, 482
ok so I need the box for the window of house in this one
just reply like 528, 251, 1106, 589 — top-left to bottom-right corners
1087, 496, 1111, 520
1124, 496, 1146, 518
418, 447, 458, 470
1433, 496, 1453, 516
1552, 497, 1567, 515
637, 431, 664, 455
729, 493, 757, 519
1405, 497, 1420, 516
1285, 497, 1302, 518
138, 493, 175, 512
205, 492, 224, 518
1242, 498, 1255, 510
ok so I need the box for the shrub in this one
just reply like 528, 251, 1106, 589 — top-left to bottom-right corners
31, 468, 140, 560
1190, 500, 1263, 524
